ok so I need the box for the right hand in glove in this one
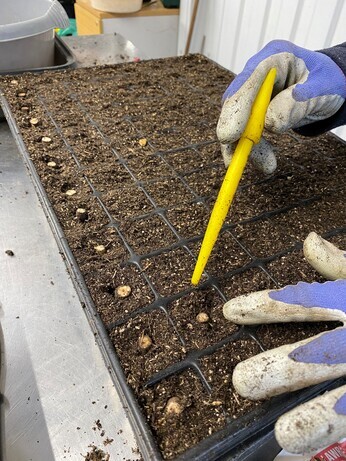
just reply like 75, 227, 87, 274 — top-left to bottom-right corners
217, 40, 346, 175
223, 232, 346, 454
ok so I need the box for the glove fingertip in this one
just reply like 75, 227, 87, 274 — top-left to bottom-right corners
220, 142, 235, 168
303, 231, 346, 280
274, 417, 301, 454
250, 138, 277, 174
232, 362, 253, 399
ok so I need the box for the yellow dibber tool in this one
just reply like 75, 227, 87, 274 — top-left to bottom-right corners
191, 68, 276, 285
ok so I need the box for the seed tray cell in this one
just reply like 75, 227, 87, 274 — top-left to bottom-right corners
328, 233, 346, 248
83, 163, 134, 192
125, 154, 173, 180
270, 195, 346, 243
120, 215, 178, 255
197, 142, 225, 166
163, 148, 206, 173
143, 247, 198, 297
168, 288, 235, 350
139, 369, 227, 460
188, 232, 252, 277
166, 202, 212, 239
183, 166, 224, 198
266, 249, 326, 285
232, 219, 296, 258
101, 186, 154, 221
218, 267, 276, 299
302, 132, 346, 159
110, 309, 185, 390
1, 55, 345, 461
89, 263, 155, 325
199, 339, 263, 415
63, 198, 110, 240
144, 177, 196, 208
256, 321, 340, 350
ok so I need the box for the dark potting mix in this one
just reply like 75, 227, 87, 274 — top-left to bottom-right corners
0, 55, 345, 459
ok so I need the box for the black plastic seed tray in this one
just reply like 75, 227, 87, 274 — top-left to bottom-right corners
0, 55, 345, 461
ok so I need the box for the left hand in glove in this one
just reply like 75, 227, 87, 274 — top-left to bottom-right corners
217, 40, 346, 175
223, 232, 346, 454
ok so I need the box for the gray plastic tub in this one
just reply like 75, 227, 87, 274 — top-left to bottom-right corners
0, 0, 69, 73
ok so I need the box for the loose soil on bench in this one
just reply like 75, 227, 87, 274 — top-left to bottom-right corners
1, 55, 345, 459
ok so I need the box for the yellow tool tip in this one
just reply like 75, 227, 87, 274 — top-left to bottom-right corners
191, 269, 202, 286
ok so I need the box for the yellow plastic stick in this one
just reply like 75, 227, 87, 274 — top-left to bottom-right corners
191, 68, 276, 285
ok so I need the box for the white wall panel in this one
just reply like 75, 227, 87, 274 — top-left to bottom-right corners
262, 1, 302, 45
216, 0, 242, 70
178, 0, 346, 140
179, 0, 346, 69
231, 0, 269, 72
292, 0, 340, 48
177, 0, 197, 53
330, 0, 346, 47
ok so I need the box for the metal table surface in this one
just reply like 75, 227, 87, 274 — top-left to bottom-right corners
0, 35, 146, 461
61, 34, 148, 67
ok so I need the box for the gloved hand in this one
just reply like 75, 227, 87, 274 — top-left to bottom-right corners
223, 232, 346, 454
217, 40, 346, 175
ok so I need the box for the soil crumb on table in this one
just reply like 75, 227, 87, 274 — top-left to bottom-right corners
82, 445, 110, 461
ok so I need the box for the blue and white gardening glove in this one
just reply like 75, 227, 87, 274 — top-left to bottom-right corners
217, 40, 346, 174
223, 232, 346, 454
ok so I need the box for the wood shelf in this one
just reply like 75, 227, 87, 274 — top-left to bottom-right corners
75, 0, 180, 57
75, 0, 179, 19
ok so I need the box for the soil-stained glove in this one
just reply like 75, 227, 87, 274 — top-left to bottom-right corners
217, 40, 346, 174
223, 232, 346, 454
